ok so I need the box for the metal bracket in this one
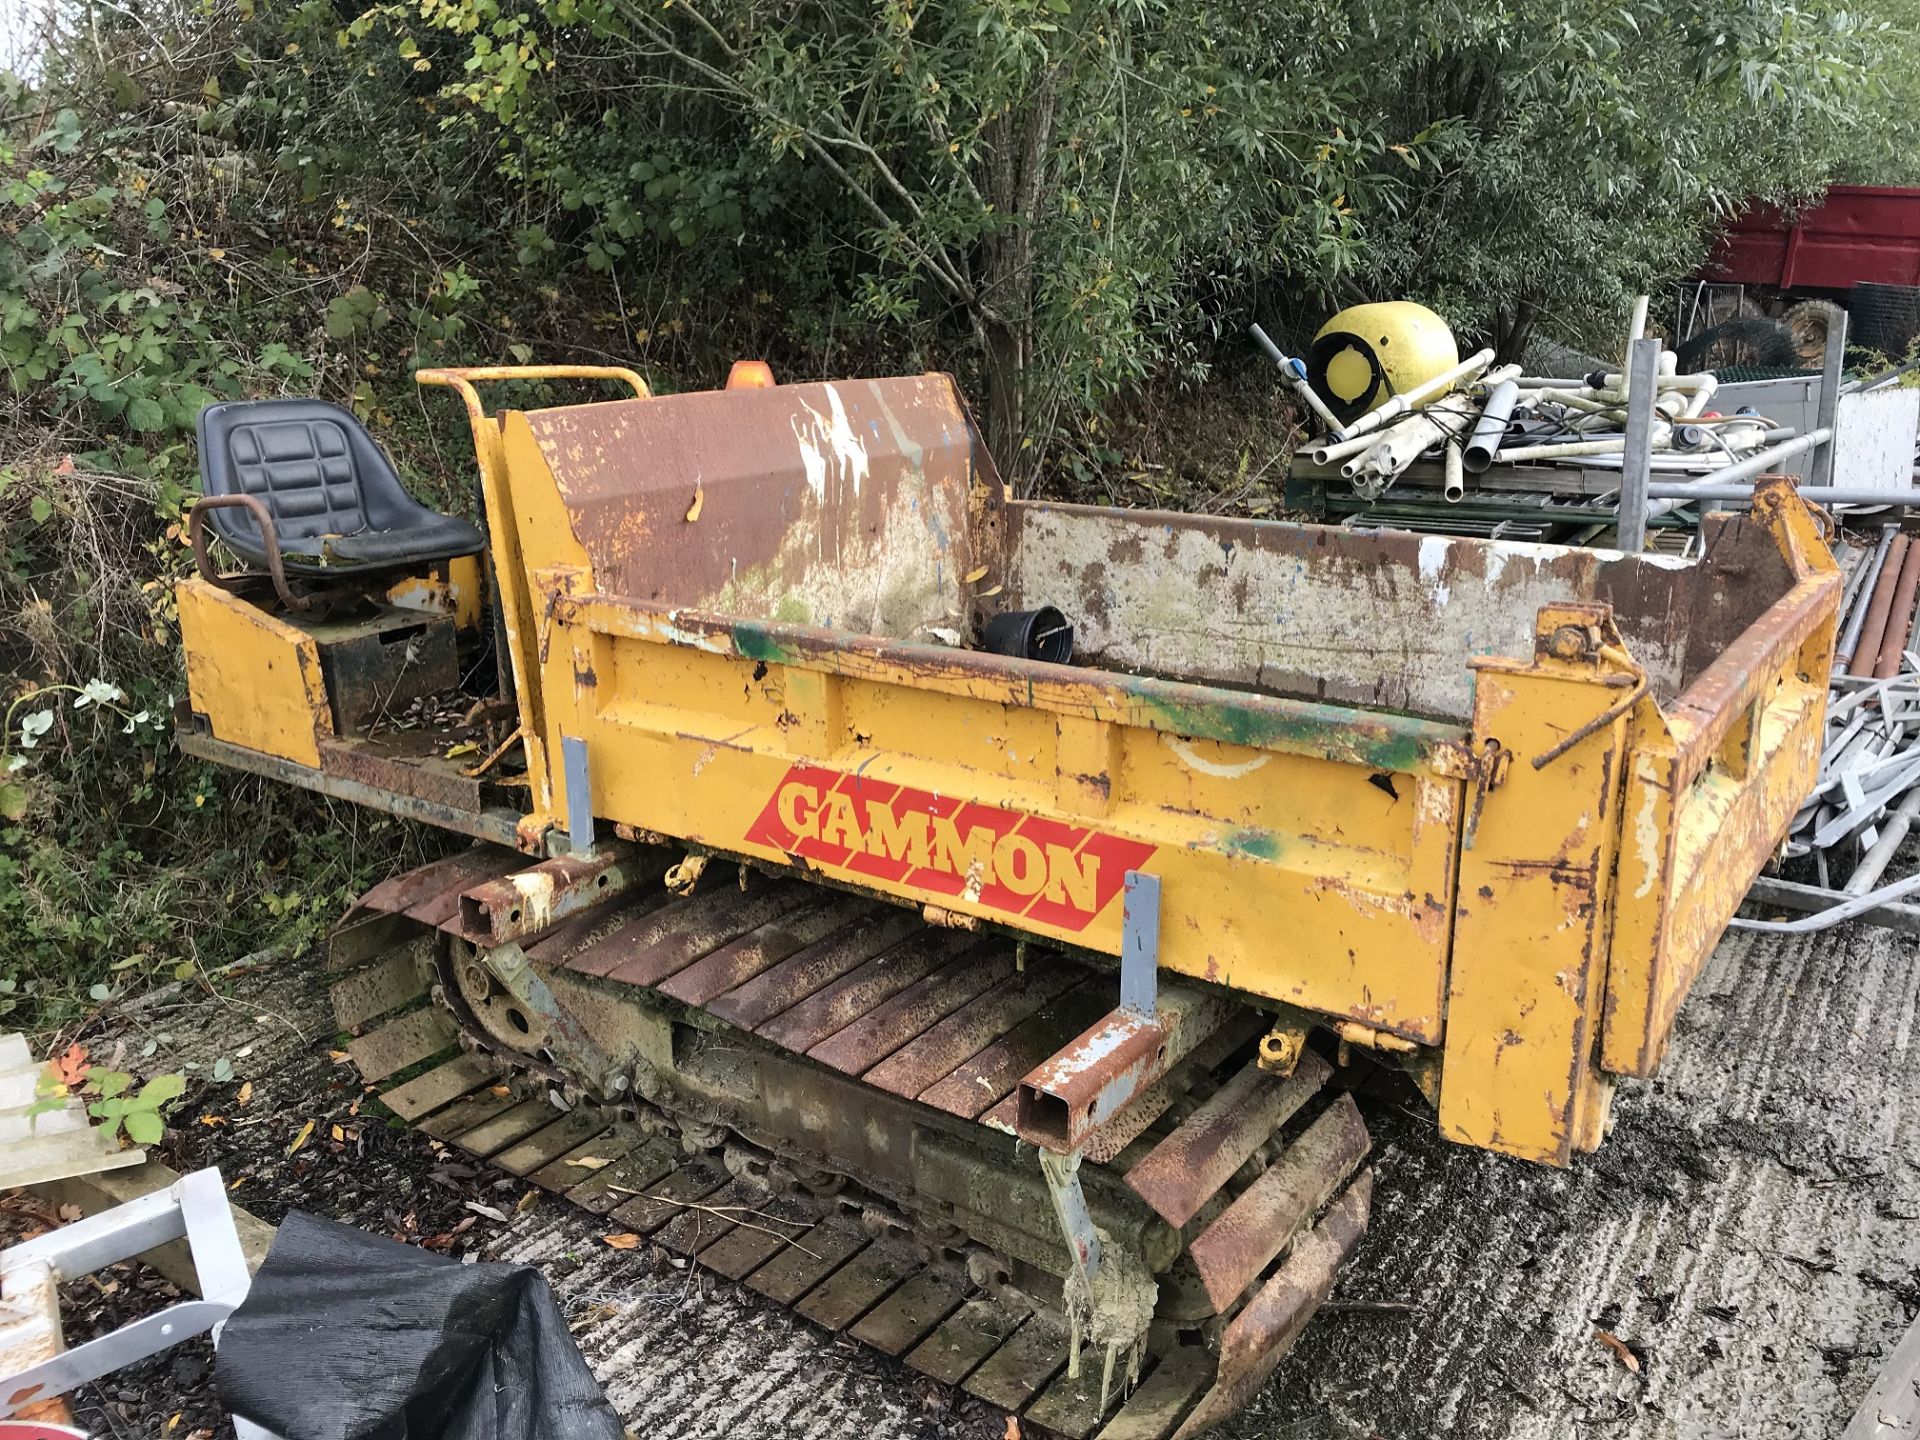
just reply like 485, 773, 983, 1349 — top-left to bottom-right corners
1037, 1148, 1102, 1293
0, 1167, 278, 1438
1118, 870, 1159, 1019
560, 734, 595, 856
481, 944, 627, 1097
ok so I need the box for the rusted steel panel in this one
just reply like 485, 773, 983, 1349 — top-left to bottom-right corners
706, 908, 927, 1031
1004, 501, 1698, 723
1169, 1172, 1373, 1440
523, 888, 674, 968
1124, 1052, 1333, 1227
178, 728, 519, 850
525, 374, 997, 643
806, 946, 1015, 1075
352, 845, 517, 921
314, 609, 458, 733
569, 880, 806, 983
754, 928, 978, 1053
657, 894, 878, 1007
1185, 1093, 1370, 1311
318, 735, 484, 815
1016, 986, 1236, 1153
745, 1218, 869, 1305
916, 981, 1112, 1120
864, 964, 1081, 1100
455, 845, 658, 946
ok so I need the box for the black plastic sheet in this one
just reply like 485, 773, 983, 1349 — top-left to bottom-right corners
217, 1211, 623, 1440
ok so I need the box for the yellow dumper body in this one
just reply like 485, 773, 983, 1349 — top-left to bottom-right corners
176, 366, 1839, 1172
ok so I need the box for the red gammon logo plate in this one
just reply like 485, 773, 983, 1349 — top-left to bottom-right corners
745, 765, 1155, 932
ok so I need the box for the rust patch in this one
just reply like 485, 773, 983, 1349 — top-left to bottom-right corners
527, 375, 1002, 644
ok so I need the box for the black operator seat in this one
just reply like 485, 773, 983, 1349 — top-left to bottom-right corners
195, 398, 483, 575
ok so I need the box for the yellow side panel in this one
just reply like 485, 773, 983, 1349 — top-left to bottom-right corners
175, 578, 332, 769
1602, 643, 1830, 1075
1440, 662, 1627, 1165
540, 602, 1465, 1040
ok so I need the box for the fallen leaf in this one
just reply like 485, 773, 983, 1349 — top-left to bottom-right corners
199, 1114, 228, 1127
228, 1175, 246, 1191
167, 1413, 182, 1433
330, 1124, 346, 1142
566, 1155, 613, 1171
515, 1189, 540, 1215
488, 1085, 512, 1097
52, 454, 76, 475
328, 1049, 352, 1063
51, 1043, 90, 1087
965, 565, 991, 584
465, 1200, 510, 1223
236, 1081, 253, 1107
445, 741, 479, 758
685, 485, 704, 523
602, 1232, 641, 1250
57, 1204, 81, 1223
1004, 1416, 1021, 1440
1593, 1327, 1641, 1374
977, 583, 1004, 598
288, 1119, 315, 1156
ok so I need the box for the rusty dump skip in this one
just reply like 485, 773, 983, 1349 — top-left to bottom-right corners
524, 374, 998, 643
1003, 501, 1730, 723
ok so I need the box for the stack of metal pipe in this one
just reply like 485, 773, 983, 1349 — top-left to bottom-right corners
1785, 525, 1920, 892
1272, 297, 1818, 504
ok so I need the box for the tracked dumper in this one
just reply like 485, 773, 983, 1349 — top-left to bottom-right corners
174, 364, 1840, 1437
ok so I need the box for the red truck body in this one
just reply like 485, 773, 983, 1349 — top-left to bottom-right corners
1705, 185, 1920, 291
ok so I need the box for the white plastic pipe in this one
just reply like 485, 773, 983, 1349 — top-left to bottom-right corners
1593, 370, 1716, 393
1533, 388, 1625, 416
1679, 374, 1720, 419
1444, 441, 1465, 502
1345, 390, 1486, 496
1334, 348, 1496, 446
1627, 294, 1649, 347
1310, 429, 1390, 467
1496, 424, 1672, 465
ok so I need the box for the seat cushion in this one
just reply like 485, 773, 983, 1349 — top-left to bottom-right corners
323, 514, 485, 565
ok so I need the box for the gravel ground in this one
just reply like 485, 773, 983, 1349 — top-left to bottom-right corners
33, 914, 1920, 1440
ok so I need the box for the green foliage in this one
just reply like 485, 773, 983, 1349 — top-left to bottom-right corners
1298, 0, 1876, 354
85, 1069, 187, 1145
30, 1064, 188, 1146
356, 0, 1404, 480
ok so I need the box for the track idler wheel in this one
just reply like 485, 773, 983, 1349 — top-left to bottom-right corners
443, 937, 552, 1058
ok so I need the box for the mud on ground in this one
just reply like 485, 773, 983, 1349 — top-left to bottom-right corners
44, 917, 1920, 1439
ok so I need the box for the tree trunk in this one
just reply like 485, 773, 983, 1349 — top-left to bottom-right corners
974, 73, 1058, 491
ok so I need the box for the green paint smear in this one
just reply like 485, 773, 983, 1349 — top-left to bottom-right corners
730, 623, 795, 665
1140, 692, 1437, 772
1224, 829, 1284, 861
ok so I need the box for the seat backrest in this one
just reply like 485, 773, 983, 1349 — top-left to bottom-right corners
196, 399, 415, 551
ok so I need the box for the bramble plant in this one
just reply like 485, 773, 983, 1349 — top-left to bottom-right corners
28, 1045, 187, 1147
3, 678, 162, 822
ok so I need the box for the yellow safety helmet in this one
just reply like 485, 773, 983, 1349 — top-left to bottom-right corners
1308, 301, 1460, 425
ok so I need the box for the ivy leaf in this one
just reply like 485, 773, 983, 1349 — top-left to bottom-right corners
29, 496, 51, 524
212, 1056, 234, 1082
124, 1111, 165, 1145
